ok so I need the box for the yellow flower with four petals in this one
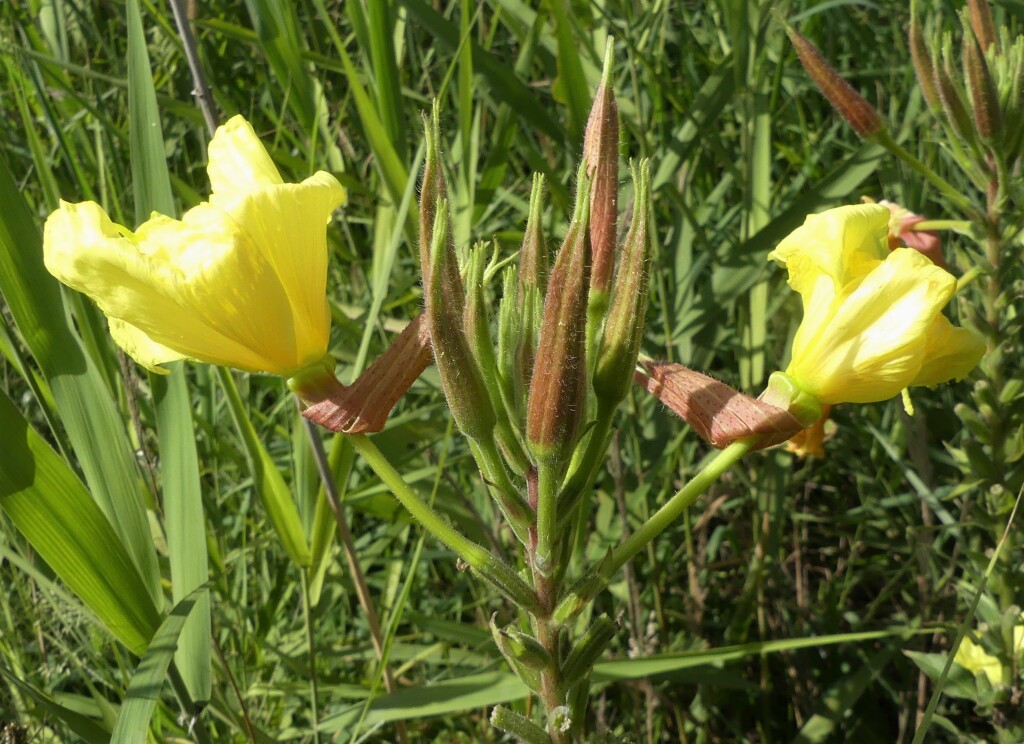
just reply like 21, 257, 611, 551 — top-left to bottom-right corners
43, 115, 346, 377
769, 204, 984, 405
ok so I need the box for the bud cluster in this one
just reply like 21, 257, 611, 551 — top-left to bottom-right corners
415, 45, 653, 563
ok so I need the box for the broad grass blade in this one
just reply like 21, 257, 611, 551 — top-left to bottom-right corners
0, 390, 161, 655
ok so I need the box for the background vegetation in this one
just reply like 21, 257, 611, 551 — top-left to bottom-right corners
0, 0, 1019, 741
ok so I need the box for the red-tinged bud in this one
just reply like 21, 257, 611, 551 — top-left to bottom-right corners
784, 23, 884, 138
968, 0, 998, 54
635, 362, 807, 450
426, 201, 496, 440
593, 159, 651, 406
419, 102, 448, 287
526, 170, 592, 465
909, 8, 941, 112
963, 29, 1003, 140
518, 173, 549, 300
785, 404, 834, 459
585, 39, 619, 299
877, 199, 947, 269
936, 41, 977, 142
299, 315, 432, 433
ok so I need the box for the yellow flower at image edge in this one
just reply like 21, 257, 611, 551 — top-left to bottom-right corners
44, 115, 347, 376
769, 204, 984, 405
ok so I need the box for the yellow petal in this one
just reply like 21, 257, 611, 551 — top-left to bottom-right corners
788, 248, 955, 403
912, 315, 986, 387
206, 115, 283, 196
954, 636, 1003, 687
768, 204, 890, 295
107, 318, 184, 374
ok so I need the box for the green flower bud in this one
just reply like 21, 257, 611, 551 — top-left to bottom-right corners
419, 102, 447, 286
425, 202, 496, 440
909, 7, 941, 113
936, 36, 977, 143
593, 159, 651, 406
962, 23, 1003, 140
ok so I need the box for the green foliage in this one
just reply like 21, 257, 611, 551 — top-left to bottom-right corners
1, 0, 1021, 742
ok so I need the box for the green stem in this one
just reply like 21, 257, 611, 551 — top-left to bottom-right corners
604, 437, 757, 579
874, 132, 977, 217
300, 573, 322, 744
535, 462, 560, 576
471, 437, 531, 544
347, 434, 541, 613
912, 219, 972, 232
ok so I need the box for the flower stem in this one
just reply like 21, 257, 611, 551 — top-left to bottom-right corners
874, 131, 977, 217
347, 433, 541, 613
603, 437, 757, 579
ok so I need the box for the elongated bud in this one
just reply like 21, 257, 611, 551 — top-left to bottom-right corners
585, 38, 619, 298
464, 243, 499, 382
518, 173, 549, 300
909, 6, 941, 112
426, 201, 496, 440
635, 362, 813, 449
593, 159, 651, 406
526, 168, 591, 465
561, 615, 617, 691
419, 102, 447, 286
936, 38, 976, 142
963, 27, 1003, 140
299, 315, 432, 433
784, 22, 884, 138
968, 0, 998, 54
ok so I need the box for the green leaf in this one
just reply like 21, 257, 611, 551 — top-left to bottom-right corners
0, 152, 162, 612
110, 591, 202, 744
0, 390, 161, 655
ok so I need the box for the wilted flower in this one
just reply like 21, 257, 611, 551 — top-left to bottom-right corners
44, 115, 346, 376
785, 405, 834, 459
769, 204, 984, 405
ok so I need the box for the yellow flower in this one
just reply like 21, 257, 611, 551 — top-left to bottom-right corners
44, 115, 347, 376
954, 636, 1003, 687
769, 204, 984, 405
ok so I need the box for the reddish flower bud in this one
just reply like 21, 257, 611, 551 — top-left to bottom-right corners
909, 8, 941, 112
526, 170, 591, 465
784, 23, 884, 138
968, 0, 998, 54
963, 30, 1003, 140
935, 41, 977, 142
593, 159, 651, 407
584, 39, 619, 299
635, 362, 805, 450
300, 315, 432, 433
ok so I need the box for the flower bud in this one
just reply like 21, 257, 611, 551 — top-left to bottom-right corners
584, 39, 619, 299
419, 102, 448, 286
963, 28, 1003, 140
784, 23, 884, 138
593, 159, 651, 406
526, 169, 591, 465
936, 38, 977, 142
426, 202, 496, 440
968, 0, 998, 54
518, 173, 549, 300
909, 8, 941, 113
299, 314, 433, 433
635, 362, 809, 450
